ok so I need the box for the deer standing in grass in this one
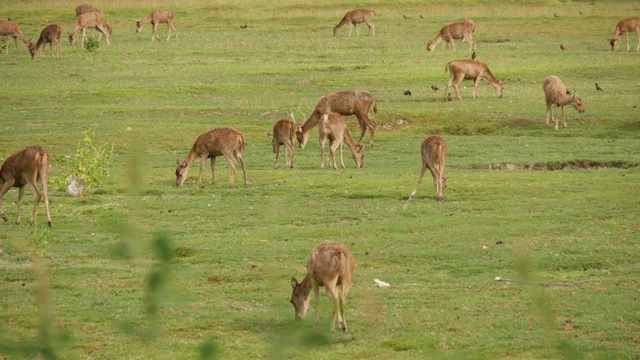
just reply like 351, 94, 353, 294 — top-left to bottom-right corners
543, 76, 585, 131
409, 136, 448, 201
427, 19, 476, 52
75, 4, 100, 16
291, 240, 355, 332
0, 19, 36, 58
175, 127, 248, 187
319, 113, 364, 169
69, 12, 111, 45
333, 9, 375, 37
609, 17, 640, 51
267, 111, 298, 169
35, 24, 62, 59
0, 146, 52, 227
296, 90, 377, 149
444, 59, 503, 100
136, 9, 177, 41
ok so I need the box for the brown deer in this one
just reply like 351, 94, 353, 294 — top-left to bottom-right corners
69, 12, 111, 46
444, 59, 503, 100
0, 146, 52, 227
427, 19, 476, 52
175, 127, 248, 187
75, 4, 101, 16
35, 24, 62, 59
0, 19, 36, 58
543, 75, 585, 130
409, 136, 448, 201
136, 9, 177, 41
609, 17, 640, 51
319, 113, 364, 169
296, 89, 377, 149
333, 9, 375, 37
290, 240, 355, 332
267, 111, 298, 169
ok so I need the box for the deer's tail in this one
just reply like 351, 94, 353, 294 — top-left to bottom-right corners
373, 98, 378, 114
445, 62, 450, 74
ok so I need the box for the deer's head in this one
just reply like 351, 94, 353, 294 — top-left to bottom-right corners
175, 157, 189, 187
570, 92, 585, 113
135, 20, 144, 33
26, 40, 35, 59
427, 41, 436, 52
68, 32, 75, 45
494, 80, 504, 98
295, 126, 309, 149
290, 278, 311, 320
352, 144, 364, 168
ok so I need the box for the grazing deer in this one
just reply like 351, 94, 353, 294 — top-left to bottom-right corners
0, 146, 52, 227
175, 127, 248, 187
409, 136, 448, 201
333, 9, 375, 37
69, 12, 111, 46
543, 75, 584, 131
267, 111, 298, 169
75, 4, 101, 16
0, 19, 36, 58
296, 90, 377, 149
136, 9, 178, 41
444, 59, 503, 100
290, 240, 355, 332
427, 19, 476, 52
35, 24, 62, 59
319, 113, 364, 169
609, 17, 640, 51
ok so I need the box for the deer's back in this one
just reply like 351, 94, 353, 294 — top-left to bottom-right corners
320, 90, 373, 114
195, 128, 244, 157
543, 75, 567, 100
307, 241, 354, 286
422, 136, 447, 167
0, 146, 47, 187
75, 4, 100, 16
150, 9, 175, 22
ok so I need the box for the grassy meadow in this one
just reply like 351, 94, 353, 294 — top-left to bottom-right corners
1, 0, 639, 358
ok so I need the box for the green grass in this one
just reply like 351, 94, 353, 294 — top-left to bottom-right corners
1, 0, 640, 359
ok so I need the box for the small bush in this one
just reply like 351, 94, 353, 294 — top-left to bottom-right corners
84, 38, 100, 52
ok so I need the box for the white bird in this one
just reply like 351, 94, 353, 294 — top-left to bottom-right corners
374, 279, 391, 288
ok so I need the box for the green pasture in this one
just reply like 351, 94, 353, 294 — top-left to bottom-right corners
1, 0, 639, 358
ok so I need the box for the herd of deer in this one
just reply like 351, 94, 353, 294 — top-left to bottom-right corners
1, 6, 638, 333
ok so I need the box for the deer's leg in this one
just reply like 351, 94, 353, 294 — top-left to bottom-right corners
15, 185, 26, 225
562, 106, 567, 128
286, 140, 294, 168
348, 23, 353, 37
545, 103, 552, 126
313, 284, 320, 326
636, 29, 640, 51
198, 155, 207, 185
40, 171, 52, 227
153, 22, 161, 41
409, 161, 428, 200
429, 166, 443, 201
452, 76, 464, 100
339, 282, 350, 332
355, 24, 360, 37
553, 106, 559, 131
319, 137, 326, 169
169, 20, 178, 39
625, 32, 630, 51
473, 78, 481, 98
274, 144, 280, 169
234, 150, 248, 187
323, 279, 340, 332
222, 153, 237, 187
0, 180, 15, 222
27, 179, 41, 225
365, 21, 375, 36
355, 112, 375, 148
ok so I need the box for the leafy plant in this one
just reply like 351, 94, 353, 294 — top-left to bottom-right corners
83, 37, 100, 52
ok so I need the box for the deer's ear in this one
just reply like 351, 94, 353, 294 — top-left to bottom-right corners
176, 157, 181, 165
291, 278, 299, 289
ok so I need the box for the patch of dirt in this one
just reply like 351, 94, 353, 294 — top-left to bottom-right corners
457, 160, 638, 171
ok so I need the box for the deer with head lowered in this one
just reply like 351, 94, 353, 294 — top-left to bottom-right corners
136, 9, 177, 41
296, 89, 377, 149
543, 75, 584, 130
290, 240, 355, 332
409, 136, 448, 201
444, 59, 503, 100
69, 12, 111, 46
333, 9, 375, 37
35, 24, 62, 59
0, 19, 36, 58
0, 146, 52, 227
75, 4, 101, 16
319, 113, 364, 169
609, 17, 640, 51
267, 111, 299, 169
427, 19, 476, 52
175, 127, 248, 187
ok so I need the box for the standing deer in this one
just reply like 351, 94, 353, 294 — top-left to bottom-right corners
75, 4, 101, 16
136, 9, 178, 41
609, 17, 640, 51
35, 24, 62, 59
543, 76, 585, 130
318, 113, 364, 169
267, 111, 298, 169
333, 9, 375, 37
69, 12, 111, 45
296, 90, 377, 149
409, 136, 448, 201
175, 127, 248, 187
290, 240, 355, 332
0, 19, 36, 58
444, 59, 503, 100
0, 146, 52, 227
427, 19, 476, 52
